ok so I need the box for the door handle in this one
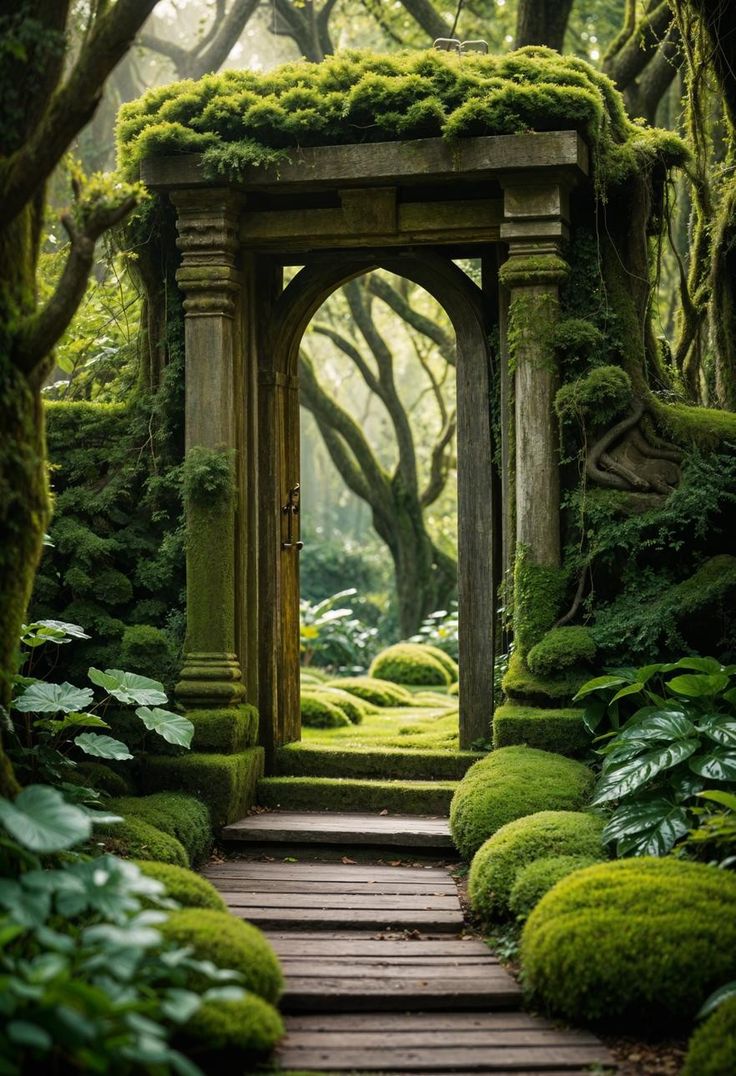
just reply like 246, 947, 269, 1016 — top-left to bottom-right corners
281, 484, 303, 550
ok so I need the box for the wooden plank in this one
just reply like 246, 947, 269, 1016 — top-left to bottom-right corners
283, 1013, 558, 1031
280, 957, 499, 967
276, 1045, 611, 1070
204, 862, 452, 881
280, 1030, 603, 1048
228, 908, 464, 930
222, 892, 460, 909
210, 878, 457, 894
267, 938, 494, 957
283, 977, 519, 999
277, 963, 510, 980
141, 132, 589, 193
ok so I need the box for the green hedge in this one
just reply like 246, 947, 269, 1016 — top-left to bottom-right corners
369, 643, 455, 686
468, 811, 604, 920
682, 998, 736, 1076
521, 858, 736, 1026
141, 749, 264, 828
508, 854, 603, 919
300, 693, 351, 728
135, 860, 227, 911
159, 909, 283, 1004
95, 816, 188, 866
178, 995, 283, 1062
111, 793, 212, 865
449, 746, 595, 860
328, 676, 414, 707
492, 704, 589, 756
526, 627, 596, 679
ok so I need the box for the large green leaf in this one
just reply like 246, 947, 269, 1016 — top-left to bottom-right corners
697, 714, 736, 747
663, 656, 726, 675
689, 747, 736, 782
136, 707, 194, 748
592, 738, 700, 804
75, 733, 133, 761
574, 674, 630, 701
616, 708, 695, 743
668, 673, 730, 699
603, 799, 690, 856
88, 668, 167, 706
13, 681, 94, 714
698, 789, 736, 811
0, 785, 92, 852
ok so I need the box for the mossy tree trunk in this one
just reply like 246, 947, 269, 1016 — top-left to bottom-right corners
0, 0, 158, 795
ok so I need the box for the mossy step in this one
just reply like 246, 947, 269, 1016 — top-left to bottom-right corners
273, 743, 481, 781
501, 651, 586, 707
257, 777, 458, 816
492, 704, 589, 757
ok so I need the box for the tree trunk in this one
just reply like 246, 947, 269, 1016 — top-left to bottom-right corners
515, 0, 574, 50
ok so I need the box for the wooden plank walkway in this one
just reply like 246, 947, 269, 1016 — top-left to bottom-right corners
220, 809, 454, 850
207, 812, 616, 1074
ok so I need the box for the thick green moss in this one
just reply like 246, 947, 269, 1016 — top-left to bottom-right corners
68, 761, 134, 797
178, 994, 284, 1060
328, 676, 414, 707
135, 859, 227, 910
527, 627, 596, 679
369, 643, 456, 686
655, 399, 736, 450
502, 650, 587, 706
300, 693, 351, 729
257, 775, 457, 815
187, 705, 259, 752
95, 815, 188, 866
110, 793, 212, 866
492, 703, 589, 757
513, 545, 567, 656
450, 746, 595, 860
142, 749, 264, 828
272, 742, 480, 781
309, 687, 372, 725
508, 854, 602, 920
159, 908, 283, 1003
555, 365, 632, 430
682, 998, 736, 1076
521, 859, 736, 1026
469, 810, 604, 921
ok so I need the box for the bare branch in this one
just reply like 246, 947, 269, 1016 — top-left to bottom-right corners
368, 275, 456, 365
603, 2, 674, 93
421, 411, 456, 508
396, 0, 450, 40
137, 31, 193, 70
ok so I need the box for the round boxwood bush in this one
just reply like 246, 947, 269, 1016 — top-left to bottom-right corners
96, 816, 188, 866
450, 746, 595, 860
682, 998, 736, 1076
508, 854, 602, 919
110, 793, 212, 866
135, 860, 227, 911
159, 909, 283, 1003
178, 995, 284, 1059
521, 858, 736, 1027
314, 686, 371, 724
527, 626, 596, 679
300, 693, 351, 728
469, 811, 604, 920
329, 676, 414, 707
448, 680, 459, 697
370, 643, 452, 686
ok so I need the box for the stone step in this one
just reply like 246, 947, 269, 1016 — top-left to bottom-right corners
220, 809, 454, 854
272, 742, 482, 781
257, 776, 458, 815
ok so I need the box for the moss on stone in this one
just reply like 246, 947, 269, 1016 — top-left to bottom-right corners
513, 545, 567, 656
502, 650, 586, 706
508, 853, 603, 919
135, 859, 227, 910
272, 742, 480, 781
450, 746, 595, 860
257, 775, 457, 815
682, 997, 736, 1076
178, 994, 284, 1061
521, 858, 736, 1027
186, 705, 259, 752
141, 748, 264, 828
527, 627, 596, 679
95, 815, 188, 866
369, 643, 454, 686
492, 703, 589, 756
110, 792, 212, 865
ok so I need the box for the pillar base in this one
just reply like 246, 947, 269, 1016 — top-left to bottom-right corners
175, 651, 246, 709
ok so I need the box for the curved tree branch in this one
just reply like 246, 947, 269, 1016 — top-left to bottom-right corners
603, 2, 674, 93
367, 275, 456, 365
421, 411, 456, 508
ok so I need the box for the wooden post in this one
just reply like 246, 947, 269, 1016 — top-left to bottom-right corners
500, 176, 571, 653
172, 190, 247, 708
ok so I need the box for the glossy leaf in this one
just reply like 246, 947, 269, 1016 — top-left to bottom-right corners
574, 674, 630, 701
88, 668, 167, 706
592, 739, 700, 804
13, 681, 94, 714
698, 981, 736, 1019
664, 656, 726, 675
0, 785, 92, 852
610, 682, 646, 703
668, 673, 730, 698
603, 799, 690, 856
697, 714, 736, 747
75, 733, 133, 761
615, 708, 695, 743
698, 789, 736, 811
135, 707, 194, 748
689, 747, 736, 782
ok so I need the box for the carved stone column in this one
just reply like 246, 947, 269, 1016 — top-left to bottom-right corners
172, 190, 246, 708
500, 175, 571, 653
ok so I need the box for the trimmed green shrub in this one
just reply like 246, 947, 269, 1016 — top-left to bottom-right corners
492, 704, 589, 756
329, 676, 414, 707
69, 761, 133, 797
450, 746, 595, 860
95, 816, 188, 866
682, 998, 736, 1076
370, 643, 452, 686
527, 627, 596, 679
508, 854, 602, 919
421, 644, 459, 682
110, 793, 212, 866
134, 860, 227, 911
521, 858, 736, 1026
469, 811, 605, 920
142, 749, 264, 828
120, 623, 175, 683
448, 681, 459, 697
159, 909, 283, 1003
300, 694, 351, 729
188, 706, 259, 752
178, 994, 284, 1059
315, 686, 373, 724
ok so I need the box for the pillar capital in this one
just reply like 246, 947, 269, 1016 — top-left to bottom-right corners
172, 190, 242, 317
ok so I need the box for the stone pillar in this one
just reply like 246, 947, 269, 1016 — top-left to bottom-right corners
499, 175, 571, 654
172, 190, 246, 708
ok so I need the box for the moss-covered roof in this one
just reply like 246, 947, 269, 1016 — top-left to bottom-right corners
117, 46, 687, 188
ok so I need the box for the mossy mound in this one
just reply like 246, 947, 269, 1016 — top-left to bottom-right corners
178, 995, 284, 1061
110, 792, 212, 866
502, 650, 587, 706
682, 998, 736, 1076
492, 704, 589, 756
159, 908, 283, 1004
555, 365, 633, 431
521, 858, 736, 1027
448, 680, 459, 697
95, 816, 188, 866
135, 860, 227, 911
469, 811, 604, 921
328, 676, 414, 707
370, 643, 456, 686
527, 627, 596, 679
310, 686, 372, 724
450, 746, 595, 860
508, 853, 602, 920
118, 47, 686, 190
300, 693, 351, 728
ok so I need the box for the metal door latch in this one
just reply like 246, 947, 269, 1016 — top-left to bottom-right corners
281, 484, 303, 550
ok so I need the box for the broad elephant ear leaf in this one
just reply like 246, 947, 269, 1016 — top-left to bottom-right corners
74, 733, 133, 761
668, 673, 730, 698
697, 715, 736, 748
0, 786, 92, 852
88, 668, 167, 706
689, 747, 736, 782
592, 739, 700, 804
136, 707, 194, 748
13, 682, 94, 714
602, 799, 690, 857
